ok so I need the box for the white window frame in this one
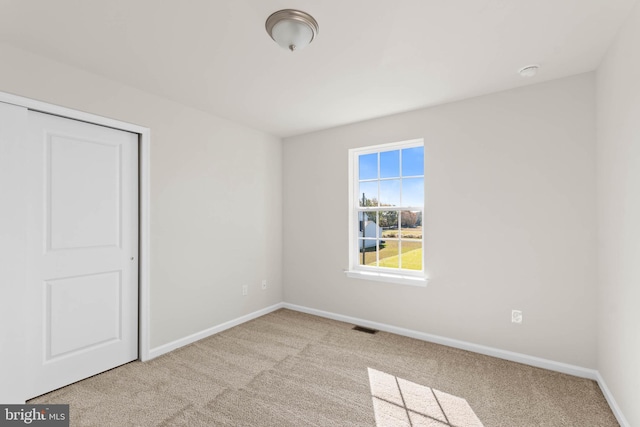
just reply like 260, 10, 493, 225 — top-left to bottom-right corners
346, 138, 428, 287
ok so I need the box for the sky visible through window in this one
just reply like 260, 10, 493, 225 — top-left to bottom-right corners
359, 146, 424, 207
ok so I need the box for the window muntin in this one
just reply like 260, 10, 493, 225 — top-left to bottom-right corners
351, 140, 424, 276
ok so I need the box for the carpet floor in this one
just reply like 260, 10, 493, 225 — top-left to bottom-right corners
29, 309, 618, 426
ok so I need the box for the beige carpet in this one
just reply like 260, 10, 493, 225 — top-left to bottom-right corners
29, 309, 618, 426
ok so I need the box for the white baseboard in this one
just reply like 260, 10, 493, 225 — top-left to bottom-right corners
282, 303, 598, 380
147, 303, 284, 360
595, 372, 630, 427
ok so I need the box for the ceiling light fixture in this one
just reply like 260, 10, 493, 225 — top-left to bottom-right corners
518, 64, 540, 77
265, 9, 319, 52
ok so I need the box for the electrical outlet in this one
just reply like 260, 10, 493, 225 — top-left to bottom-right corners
242, 285, 248, 296
511, 310, 523, 324
261, 279, 267, 290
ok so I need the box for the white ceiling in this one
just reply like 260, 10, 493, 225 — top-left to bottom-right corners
0, 0, 636, 137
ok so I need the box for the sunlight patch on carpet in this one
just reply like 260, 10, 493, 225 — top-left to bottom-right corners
368, 368, 484, 427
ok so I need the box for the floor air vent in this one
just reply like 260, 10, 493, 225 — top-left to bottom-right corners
352, 325, 378, 334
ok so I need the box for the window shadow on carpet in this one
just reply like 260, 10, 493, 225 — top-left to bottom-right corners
368, 368, 484, 427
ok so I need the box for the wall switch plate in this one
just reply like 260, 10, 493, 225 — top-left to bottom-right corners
512, 310, 523, 324
261, 279, 267, 290
242, 285, 248, 296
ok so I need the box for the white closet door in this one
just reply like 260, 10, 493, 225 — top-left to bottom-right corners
25, 111, 139, 398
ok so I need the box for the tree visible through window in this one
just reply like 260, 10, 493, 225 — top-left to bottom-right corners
351, 140, 424, 274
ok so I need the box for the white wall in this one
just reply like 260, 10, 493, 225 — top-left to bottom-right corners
596, 1, 640, 425
0, 43, 283, 350
0, 103, 28, 402
283, 73, 598, 368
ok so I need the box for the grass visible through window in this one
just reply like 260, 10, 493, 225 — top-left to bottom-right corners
360, 226, 422, 270
377, 248, 422, 270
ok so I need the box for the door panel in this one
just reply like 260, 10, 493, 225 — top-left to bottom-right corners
48, 134, 121, 250
47, 271, 121, 359
26, 111, 138, 399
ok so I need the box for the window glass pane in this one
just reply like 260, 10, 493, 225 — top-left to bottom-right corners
378, 239, 399, 269
379, 179, 400, 207
402, 146, 424, 177
358, 211, 377, 232
359, 153, 378, 180
359, 181, 378, 207
400, 210, 421, 230
358, 239, 377, 266
360, 214, 380, 238
401, 177, 424, 207
379, 210, 398, 237
380, 150, 400, 178
366, 211, 377, 223
400, 240, 422, 270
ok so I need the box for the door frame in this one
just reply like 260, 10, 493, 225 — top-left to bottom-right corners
0, 91, 151, 392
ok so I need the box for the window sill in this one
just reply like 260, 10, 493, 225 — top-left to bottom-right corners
344, 270, 428, 287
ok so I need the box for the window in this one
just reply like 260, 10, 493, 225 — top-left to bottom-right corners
347, 139, 426, 286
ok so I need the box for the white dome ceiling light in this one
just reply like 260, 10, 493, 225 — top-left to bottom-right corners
518, 64, 540, 77
265, 9, 319, 52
